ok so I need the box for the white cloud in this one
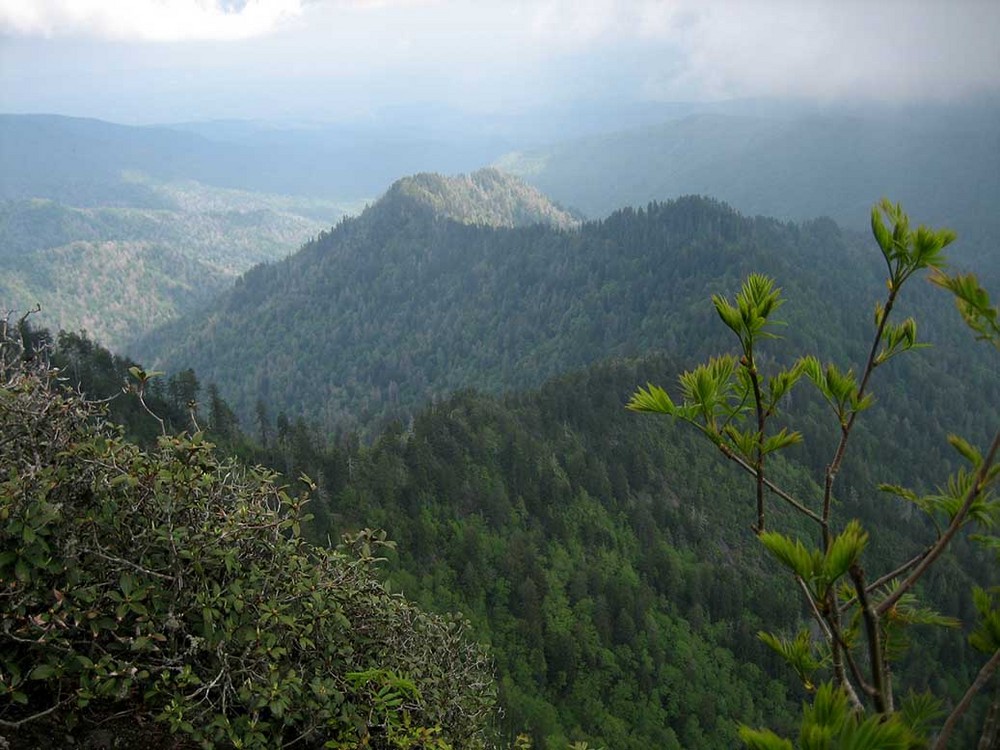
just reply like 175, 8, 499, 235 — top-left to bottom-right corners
526, 0, 1000, 103
0, 0, 303, 42
658, 1, 1000, 102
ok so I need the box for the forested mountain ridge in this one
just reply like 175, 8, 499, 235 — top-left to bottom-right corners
388, 169, 580, 229
496, 111, 1000, 270
0, 188, 341, 349
132, 188, 994, 444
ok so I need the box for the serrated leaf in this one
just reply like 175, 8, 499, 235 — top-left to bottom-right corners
760, 531, 820, 581
626, 383, 676, 415
823, 520, 868, 583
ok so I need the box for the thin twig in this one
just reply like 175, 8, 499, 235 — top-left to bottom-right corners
838, 548, 930, 614
90, 548, 176, 582
796, 576, 832, 640
851, 563, 890, 713
0, 692, 69, 728
719, 445, 823, 523
933, 648, 1000, 750
878, 431, 1000, 617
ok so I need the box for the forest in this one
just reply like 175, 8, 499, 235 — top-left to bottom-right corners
4, 193, 997, 748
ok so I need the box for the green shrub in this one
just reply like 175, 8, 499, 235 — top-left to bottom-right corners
0, 322, 496, 748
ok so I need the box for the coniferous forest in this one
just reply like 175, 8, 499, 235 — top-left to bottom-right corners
2, 8, 1000, 746
5, 186, 997, 748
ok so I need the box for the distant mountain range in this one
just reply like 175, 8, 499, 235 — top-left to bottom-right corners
496, 110, 1000, 269
0, 179, 344, 349
0, 113, 509, 204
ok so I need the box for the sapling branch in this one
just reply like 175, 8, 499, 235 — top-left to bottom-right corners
822, 287, 899, 550
851, 563, 891, 713
933, 647, 1000, 750
837, 548, 930, 614
877, 430, 999, 617
745, 347, 768, 533
827, 613, 867, 712
717, 444, 822, 523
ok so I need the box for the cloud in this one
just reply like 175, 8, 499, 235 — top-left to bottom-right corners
527, 0, 1000, 103
0, 0, 303, 42
661, 1, 1000, 102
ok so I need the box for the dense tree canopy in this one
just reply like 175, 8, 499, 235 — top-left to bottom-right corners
0, 323, 496, 749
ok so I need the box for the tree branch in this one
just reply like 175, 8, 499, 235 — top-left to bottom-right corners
719, 445, 823, 524
0, 692, 69, 729
933, 648, 1000, 750
878, 431, 999, 617
851, 563, 891, 713
822, 289, 897, 550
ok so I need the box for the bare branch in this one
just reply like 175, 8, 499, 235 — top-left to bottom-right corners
933, 648, 1000, 750
0, 692, 69, 729
851, 564, 891, 713
719, 445, 823, 523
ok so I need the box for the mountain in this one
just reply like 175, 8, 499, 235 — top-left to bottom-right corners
495, 110, 1000, 270
0, 114, 511, 204
0, 115, 542, 348
54, 179, 1000, 747
129, 191, 863, 430
132, 184, 997, 456
388, 169, 581, 229
0, 183, 344, 350
59, 329, 996, 750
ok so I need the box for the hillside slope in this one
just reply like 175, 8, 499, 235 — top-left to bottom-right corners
131, 192, 873, 429
0, 183, 344, 349
132, 186, 997, 457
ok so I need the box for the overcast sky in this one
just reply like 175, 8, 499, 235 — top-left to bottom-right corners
1, 0, 999, 126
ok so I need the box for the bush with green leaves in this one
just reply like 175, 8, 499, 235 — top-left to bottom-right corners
0, 319, 496, 749
629, 199, 999, 748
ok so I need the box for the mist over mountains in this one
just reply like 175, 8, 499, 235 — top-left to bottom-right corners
497, 108, 1000, 266
3, 91, 1000, 749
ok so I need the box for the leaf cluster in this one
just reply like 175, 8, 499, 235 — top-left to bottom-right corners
0, 339, 496, 748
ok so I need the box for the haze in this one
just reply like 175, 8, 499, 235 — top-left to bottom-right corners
2, 0, 999, 130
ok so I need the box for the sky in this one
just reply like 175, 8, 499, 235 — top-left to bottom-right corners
1, 0, 999, 127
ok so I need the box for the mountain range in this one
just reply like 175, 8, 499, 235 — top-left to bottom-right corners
496, 110, 1000, 270
5, 105, 1000, 747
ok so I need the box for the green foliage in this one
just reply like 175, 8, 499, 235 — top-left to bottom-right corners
631, 200, 1000, 747
136, 195, 901, 436
712, 272, 785, 352
930, 270, 1000, 349
802, 683, 912, 750
758, 631, 823, 692
0, 330, 496, 747
870, 198, 953, 288
0, 181, 343, 349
